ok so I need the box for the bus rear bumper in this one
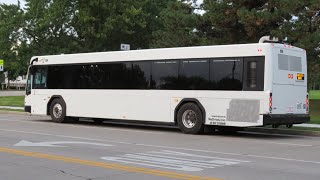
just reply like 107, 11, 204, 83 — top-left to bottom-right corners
263, 114, 310, 125
24, 106, 31, 113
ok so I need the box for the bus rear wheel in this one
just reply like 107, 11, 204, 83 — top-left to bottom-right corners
50, 98, 68, 123
177, 103, 204, 134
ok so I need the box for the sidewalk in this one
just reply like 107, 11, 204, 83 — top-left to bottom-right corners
0, 90, 25, 97
295, 123, 320, 128
0, 106, 24, 110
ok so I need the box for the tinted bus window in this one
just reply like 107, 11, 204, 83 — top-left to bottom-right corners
210, 58, 243, 90
179, 60, 210, 90
106, 63, 132, 89
151, 61, 179, 89
131, 61, 151, 89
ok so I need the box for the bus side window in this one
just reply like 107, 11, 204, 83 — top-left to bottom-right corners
243, 57, 265, 91
33, 66, 48, 89
247, 61, 257, 88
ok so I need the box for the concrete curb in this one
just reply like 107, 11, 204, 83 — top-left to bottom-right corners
246, 127, 320, 137
0, 106, 24, 110
0, 110, 29, 115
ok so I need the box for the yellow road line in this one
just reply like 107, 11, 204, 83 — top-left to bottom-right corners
0, 147, 221, 180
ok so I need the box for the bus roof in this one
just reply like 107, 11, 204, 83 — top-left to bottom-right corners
31, 43, 305, 65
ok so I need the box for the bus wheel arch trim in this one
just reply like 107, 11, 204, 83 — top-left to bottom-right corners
47, 95, 65, 115
174, 98, 206, 124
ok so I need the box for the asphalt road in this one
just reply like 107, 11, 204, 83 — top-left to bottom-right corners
0, 113, 320, 180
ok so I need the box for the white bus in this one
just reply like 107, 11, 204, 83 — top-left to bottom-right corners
25, 38, 310, 134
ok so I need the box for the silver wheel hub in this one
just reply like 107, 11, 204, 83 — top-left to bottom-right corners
53, 104, 63, 119
182, 110, 197, 128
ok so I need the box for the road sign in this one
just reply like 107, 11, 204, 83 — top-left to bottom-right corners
0, 59, 3, 72
120, 44, 130, 51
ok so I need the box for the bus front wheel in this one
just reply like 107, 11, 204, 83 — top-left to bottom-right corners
177, 103, 204, 134
50, 98, 68, 123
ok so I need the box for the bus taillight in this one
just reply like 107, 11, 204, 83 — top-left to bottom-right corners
306, 94, 309, 112
269, 93, 273, 113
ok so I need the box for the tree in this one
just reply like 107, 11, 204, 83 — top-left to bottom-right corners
72, 0, 152, 52
198, 0, 320, 89
151, 0, 201, 48
271, 0, 320, 89
0, 3, 25, 83
23, 0, 79, 55
198, 0, 291, 45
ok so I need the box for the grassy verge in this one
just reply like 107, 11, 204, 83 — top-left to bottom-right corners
310, 90, 320, 100
0, 96, 25, 107
310, 99, 320, 124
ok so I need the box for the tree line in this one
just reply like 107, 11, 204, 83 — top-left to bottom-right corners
0, 0, 319, 89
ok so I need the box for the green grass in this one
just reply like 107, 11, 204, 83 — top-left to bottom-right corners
0, 96, 25, 107
310, 90, 320, 100
310, 99, 320, 124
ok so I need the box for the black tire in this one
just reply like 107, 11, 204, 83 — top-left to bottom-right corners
50, 98, 68, 123
177, 103, 204, 134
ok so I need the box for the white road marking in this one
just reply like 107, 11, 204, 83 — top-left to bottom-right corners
150, 150, 250, 162
0, 128, 132, 145
135, 143, 320, 164
101, 150, 248, 172
0, 128, 319, 165
14, 140, 113, 147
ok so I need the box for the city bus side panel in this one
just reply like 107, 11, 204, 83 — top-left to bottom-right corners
60, 90, 172, 123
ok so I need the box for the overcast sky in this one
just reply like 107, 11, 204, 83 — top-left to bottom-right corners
0, 0, 26, 7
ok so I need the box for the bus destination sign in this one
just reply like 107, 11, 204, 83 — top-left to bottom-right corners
297, 73, 304, 81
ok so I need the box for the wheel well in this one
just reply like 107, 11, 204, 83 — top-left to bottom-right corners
47, 95, 64, 115
174, 99, 206, 125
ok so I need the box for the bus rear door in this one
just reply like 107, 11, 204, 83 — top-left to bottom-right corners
272, 47, 308, 115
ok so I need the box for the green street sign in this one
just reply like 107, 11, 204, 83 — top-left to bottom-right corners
0, 59, 3, 72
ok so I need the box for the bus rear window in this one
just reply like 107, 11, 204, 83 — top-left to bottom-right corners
278, 54, 302, 72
